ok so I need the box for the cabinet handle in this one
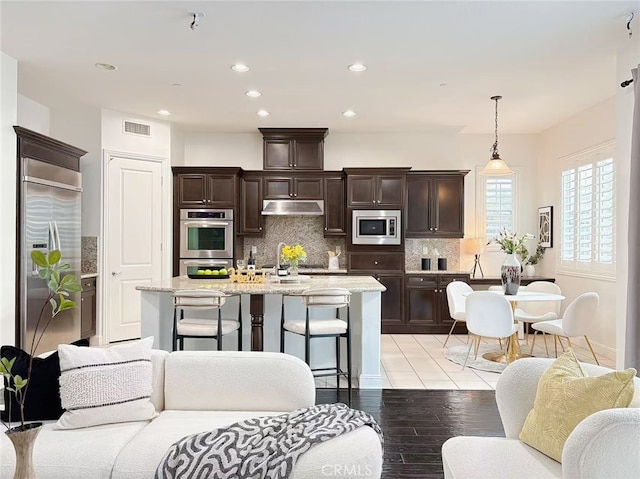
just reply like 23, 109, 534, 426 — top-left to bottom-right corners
419, 278, 424, 281
289, 193, 293, 197
289, 163, 293, 167
374, 261, 378, 265
434, 227, 438, 231
259, 227, 262, 231
81, 298, 84, 302
325, 227, 328, 231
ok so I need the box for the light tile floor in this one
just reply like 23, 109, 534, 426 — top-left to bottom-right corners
379, 333, 616, 390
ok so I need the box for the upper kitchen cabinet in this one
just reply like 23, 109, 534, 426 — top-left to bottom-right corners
238, 175, 264, 235
406, 171, 468, 238
259, 128, 328, 171
344, 168, 410, 208
323, 176, 346, 236
263, 175, 323, 200
173, 167, 240, 208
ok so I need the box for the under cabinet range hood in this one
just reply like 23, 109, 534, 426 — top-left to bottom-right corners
261, 199, 325, 216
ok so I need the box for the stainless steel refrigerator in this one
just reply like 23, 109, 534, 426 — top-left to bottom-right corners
21, 158, 82, 355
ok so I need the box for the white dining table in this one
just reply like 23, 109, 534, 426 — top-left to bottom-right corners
464, 290, 565, 363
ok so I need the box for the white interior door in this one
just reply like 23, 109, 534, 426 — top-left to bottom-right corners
107, 155, 163, 342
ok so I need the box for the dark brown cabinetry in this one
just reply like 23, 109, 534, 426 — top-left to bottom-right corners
263, 176, 323, 199
81, 277, 97, 339
259, 128, 328, 171
323, 176, 346, 236
378, 275, 405, 331
345, 170, 409, 208
239, 176, 263, 235
348, 252, 404, 272
406, 171, 468, 238
400, 274, 470, 334
174, 168, 239, 208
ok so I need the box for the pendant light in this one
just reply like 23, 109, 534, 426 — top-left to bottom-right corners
479, 95, 514, 176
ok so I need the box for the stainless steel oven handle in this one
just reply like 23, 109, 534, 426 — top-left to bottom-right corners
181, 259, 230, 265
182, 221, 232, 227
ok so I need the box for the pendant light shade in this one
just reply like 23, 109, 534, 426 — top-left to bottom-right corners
479, 95, 514, 176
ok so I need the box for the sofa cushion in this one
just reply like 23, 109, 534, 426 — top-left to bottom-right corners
519, 349, 636, 462
55, 337, 157, 429
0, 420, 149, 479
0, 339, 89, 422
112, 410, 383, 479
442, 436, 562, 479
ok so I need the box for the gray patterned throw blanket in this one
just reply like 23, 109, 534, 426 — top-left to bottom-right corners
155, 403, 383, 479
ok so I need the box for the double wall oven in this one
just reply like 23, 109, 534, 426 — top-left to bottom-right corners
179, 209, 234, 275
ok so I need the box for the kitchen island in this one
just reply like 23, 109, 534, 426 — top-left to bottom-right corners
136, 275, 386, 388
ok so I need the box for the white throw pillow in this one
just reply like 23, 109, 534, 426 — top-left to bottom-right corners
55, 337, 157, 429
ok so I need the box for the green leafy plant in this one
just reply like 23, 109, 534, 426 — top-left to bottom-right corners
519, 242, 546, 266
1, 250, 82, 431
488, 229, 535, 255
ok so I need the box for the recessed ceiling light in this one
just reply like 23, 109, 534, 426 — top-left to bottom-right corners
348, 63, 367, 72
231, 63, 250, 72
95, 62, 117, 71
257, 110, 270, 117
245, 90, 262, 98
157, 109, 171, 116
440, 83, 448, 87
342, 110, 357, 118
172, 83, 182, 87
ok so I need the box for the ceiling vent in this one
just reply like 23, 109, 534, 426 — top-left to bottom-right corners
123, 120, 151, 137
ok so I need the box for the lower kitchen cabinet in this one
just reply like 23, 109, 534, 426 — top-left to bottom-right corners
381, 274, 469, 334
376, 275, 404, 332
81, 277, 97, 339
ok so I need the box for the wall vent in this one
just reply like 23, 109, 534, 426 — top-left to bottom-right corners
123, 120, 151, 137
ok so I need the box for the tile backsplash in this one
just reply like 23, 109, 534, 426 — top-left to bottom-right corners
240, 217, 346, 268
405, 238, 461, 271
81, 236, 98, 274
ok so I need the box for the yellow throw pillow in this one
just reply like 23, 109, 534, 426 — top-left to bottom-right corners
519, 349, 636, 463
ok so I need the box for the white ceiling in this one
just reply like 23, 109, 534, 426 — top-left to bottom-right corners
1, 1, 637, 134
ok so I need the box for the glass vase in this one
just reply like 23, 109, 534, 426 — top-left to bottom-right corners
501, 253, 521, 295
288, 260, 299, 277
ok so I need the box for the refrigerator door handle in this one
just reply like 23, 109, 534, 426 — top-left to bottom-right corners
53, 221, 62, 253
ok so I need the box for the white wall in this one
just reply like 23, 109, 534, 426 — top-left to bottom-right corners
615, 42, 639, 368
50, 107, 101, 236
17, 94, 49, 135
538, 97, 617, 354
0, 52, 18, 346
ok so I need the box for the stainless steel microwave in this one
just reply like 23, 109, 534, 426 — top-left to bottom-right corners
352, 210, 402, 245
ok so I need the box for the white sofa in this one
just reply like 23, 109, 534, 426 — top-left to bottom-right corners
1, 350, 383, 478
442, 358, 640, 479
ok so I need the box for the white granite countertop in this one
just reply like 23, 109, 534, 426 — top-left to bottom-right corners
80, 273, 99, 279
137, 275, 386, 294
405, 270, 471, 275
295, 268, 348, 274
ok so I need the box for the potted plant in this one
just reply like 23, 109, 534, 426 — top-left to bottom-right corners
1, 250, 82, 479
519, 242, 546, 277
489, 230, 534, 295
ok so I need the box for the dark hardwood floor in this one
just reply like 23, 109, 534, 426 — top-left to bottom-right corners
316, 389, 505, 478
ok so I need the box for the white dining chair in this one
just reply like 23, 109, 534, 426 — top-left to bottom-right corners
444, 281, 473, 348
463, 292, 518, 369
530, 292, 600, 364
514, 281, 562, 344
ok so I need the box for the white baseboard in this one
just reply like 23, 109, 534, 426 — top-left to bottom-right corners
569, 336, 615, 361
358, 374, 382, 389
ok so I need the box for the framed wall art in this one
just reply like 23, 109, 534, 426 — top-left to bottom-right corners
538, 206, 553, 248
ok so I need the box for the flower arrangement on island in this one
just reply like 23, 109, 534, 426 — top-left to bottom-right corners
489, 229, 535, 255
281, 244, 307, 269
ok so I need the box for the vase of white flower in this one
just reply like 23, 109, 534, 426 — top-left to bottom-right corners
490, 230, 534, 295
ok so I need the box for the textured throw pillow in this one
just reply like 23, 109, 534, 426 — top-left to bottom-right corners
55, 337, 157, 429
519, 349, 636, 462
0, 339, 89, 422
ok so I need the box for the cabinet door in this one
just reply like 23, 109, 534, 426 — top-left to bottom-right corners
264, 139, 293, 170
177, 174, 208, 207
293, 177, 323, 199
432, 176, 465, 237
378, 275, 404, 333
405, 176, 433, 237
264, 177, 292, 199
293, 139, 324, 170
377, 175, 405, 207
81, 278, 97, 339
438, 276, 470, 333
405, 276, 439, 333
347, 175, 377, 206
239, 177, 263, 235
324, 177, 345, 236
207, 175, 237, 208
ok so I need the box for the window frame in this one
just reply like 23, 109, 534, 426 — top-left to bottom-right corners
558, 140, 616, 280
476, 165, 520, 252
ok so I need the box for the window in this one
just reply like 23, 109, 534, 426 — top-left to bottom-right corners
476, 168, 517, 247
560, 142, 615, 277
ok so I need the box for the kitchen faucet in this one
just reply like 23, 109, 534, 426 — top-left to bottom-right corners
276, 242, 286, 270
